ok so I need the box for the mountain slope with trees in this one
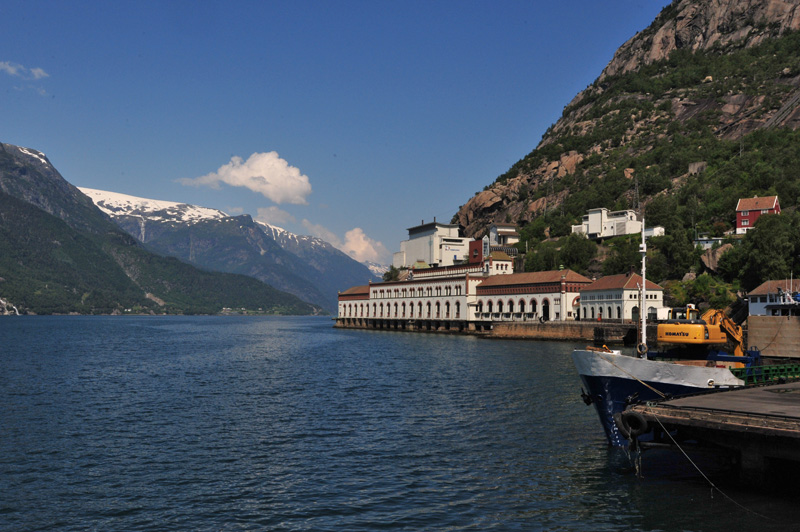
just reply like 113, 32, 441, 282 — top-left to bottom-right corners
0, 143, 323, 315
454, 0, 800, 296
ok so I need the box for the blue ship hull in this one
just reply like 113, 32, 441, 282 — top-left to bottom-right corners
577, 373, 711, 447
571, 348, 744, 447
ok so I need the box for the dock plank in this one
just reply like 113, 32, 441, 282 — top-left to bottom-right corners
661, 381, 800, 419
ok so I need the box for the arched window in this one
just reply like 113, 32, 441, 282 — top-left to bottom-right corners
519, 300, 526, 314
498, 301, 504, 313
531, 299, 538, 315
426, 302, 431, 318
394, 303, 398, 317
445, 301, 450, 318
477, 301, 483, 313
488, 301, 493, 313
455, 301, 460, 318
617, 306, 621, 320
435, 302, 441, 318
508, 300, 514, 313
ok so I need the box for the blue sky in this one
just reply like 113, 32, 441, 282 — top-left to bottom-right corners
2, 0, 669, 265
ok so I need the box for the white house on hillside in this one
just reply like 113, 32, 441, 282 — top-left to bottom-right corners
488, 223, 520, 246
572, 207, 664, 240
748, 279, 800, 316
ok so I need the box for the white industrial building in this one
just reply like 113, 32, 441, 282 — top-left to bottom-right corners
392, 219, 471, 269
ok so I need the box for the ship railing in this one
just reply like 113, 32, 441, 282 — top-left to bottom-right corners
730, 363, 800, 385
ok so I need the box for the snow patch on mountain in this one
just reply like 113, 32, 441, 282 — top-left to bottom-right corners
79, 187, 229, 224
18, 147, 48, 166
363, 261, 389, 278
255, 220, 324, 248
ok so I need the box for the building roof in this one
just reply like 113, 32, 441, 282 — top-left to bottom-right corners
736, 195, 779, 212
582, 272, 662, 292
488, 251, 513, 261
338, 285, 370, 296
477, 269, 592, 288
748, 279, 800, 296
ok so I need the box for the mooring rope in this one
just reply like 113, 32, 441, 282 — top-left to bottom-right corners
649, 410, 776, 521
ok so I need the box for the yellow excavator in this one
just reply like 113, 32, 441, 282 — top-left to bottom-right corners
656, 304, 746, 359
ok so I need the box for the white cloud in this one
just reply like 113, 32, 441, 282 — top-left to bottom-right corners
342, 228, 389, 263
178, 151, 312, 205
29, 67, 49, 80
0, 62, 21, 77
0, 61, 49, 80
257, 206, 296, 226
301, 221, 388, 263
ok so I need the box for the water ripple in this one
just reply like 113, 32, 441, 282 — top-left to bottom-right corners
2, 316, 799, 531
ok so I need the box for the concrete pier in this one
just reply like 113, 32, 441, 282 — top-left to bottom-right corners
625, 381, 800, 487
335, 317, 656, 344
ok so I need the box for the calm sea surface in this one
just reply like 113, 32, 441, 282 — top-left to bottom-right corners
1, 316, 798, 531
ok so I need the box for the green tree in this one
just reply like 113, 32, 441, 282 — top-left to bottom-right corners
602, 236, 640, 275
383, 265, 400, 282
559, 233, 597, 274
525, 241, 560, 272
738, 213, 795, 290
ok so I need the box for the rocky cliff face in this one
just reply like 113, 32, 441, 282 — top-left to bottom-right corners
455, 0, 800, 239
600, 0, 800, 79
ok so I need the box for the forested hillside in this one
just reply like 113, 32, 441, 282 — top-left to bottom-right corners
0, 143, 323, 315
454, 0, 800, 302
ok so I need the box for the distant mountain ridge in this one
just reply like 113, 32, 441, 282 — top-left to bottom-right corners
78, 188, 379, 312
0, 142, 323, 315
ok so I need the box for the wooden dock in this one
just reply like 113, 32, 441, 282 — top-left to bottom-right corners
625, 381, 800, 487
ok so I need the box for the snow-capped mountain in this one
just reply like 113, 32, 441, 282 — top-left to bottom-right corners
80, 187, 228, 223
0, 143, 321, 315
79, 188, 379, 312
363, 261, 390, 279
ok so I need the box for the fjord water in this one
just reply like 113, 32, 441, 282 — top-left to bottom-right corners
1, 317, 797, 531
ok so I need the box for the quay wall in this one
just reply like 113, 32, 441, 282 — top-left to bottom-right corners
490, 322, 658, 345
747, 315, 800, 358
335, 317, 657, 345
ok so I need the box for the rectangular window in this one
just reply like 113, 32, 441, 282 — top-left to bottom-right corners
741, 210, 749, 216
742, 219, 749, 226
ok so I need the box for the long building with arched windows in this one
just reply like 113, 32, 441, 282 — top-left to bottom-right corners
337, 227, 667, 332
474, 270, 592, 322
336, 239, 602, 332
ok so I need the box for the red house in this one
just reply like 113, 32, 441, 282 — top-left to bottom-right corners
735, 195, 780, 234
